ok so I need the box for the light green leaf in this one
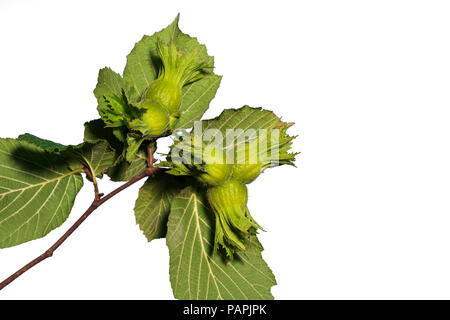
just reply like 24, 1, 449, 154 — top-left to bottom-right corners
166, 187, 276, 300
134, 173, 187, 242
93, 68, 143, 131
97, 94, 128, 128
202, 105, 292, 138
93, 67, 123, 102
123, 15, 220, 124
123, 15, 181, 100
0, 138, 84, 248
200, 106, 297, 166
174, 74, 222, 129
122, 35, 157, 103
164, 106, 297, 176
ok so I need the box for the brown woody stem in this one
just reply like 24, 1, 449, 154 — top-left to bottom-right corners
83, 166, 101, 200
0, 161, 162, 291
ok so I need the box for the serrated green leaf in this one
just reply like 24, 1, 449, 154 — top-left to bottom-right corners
125, 133, 146, 162
134, 173, 187, 242
174, 74, 222, 129
166, 187, 276, 300
122, 81, 140, 106
18, 133, 117, 179
202, 105, 292, 139
164, 106, 297, 177
18, 133, 66, 152
64, 141, 116, 179
84, 119, 125, 151
83, 119, 138, 180
123, 38, 160, 101
0, 138, 84, 248
111, 127, 127, 143
123, 15, 220, 124
93, 67, 123, 102
97, 94, 128, 128
156, 160, 191, 176
93, 68, 143, 132
107, 150, 147, 182
201, 106, 297, 166
123, 15, 181, 100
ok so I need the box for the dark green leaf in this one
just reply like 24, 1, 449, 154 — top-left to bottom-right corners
84, 119, 125, 150
97, 94, 129, 128
106, 150, 147, 182
19, 132, 117, 179
125, 133, 146, 162
18, 133, 66, 152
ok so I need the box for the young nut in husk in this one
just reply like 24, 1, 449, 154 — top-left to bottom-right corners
145, 40, 208, 114
207, 178, 262, 257
139, 100, 170, 136
170, 140, 233, 186
232, 142, 263, 184
145, 78, 181, 115
197, 149, 232, 186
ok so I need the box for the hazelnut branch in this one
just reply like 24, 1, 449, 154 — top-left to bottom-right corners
0, 148, 163, 291
83, 166, 102, 200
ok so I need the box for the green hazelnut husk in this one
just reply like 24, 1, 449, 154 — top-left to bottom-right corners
140, 100, 170, 136
145, 78, 182, 114
197, 149, 232, 186
232, 163, 262, 184
198, 163, 232, 186
232, 143, 263, 184
207, 179, 262, 256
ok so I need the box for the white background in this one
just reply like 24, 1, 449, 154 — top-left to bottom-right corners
0, 0, 450, 300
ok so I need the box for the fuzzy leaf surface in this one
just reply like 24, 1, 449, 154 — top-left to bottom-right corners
84, 119, 125, 152
123, 15, 220, 125
164, 106, 297, 176
166, 187, 276, 300
83, 119, 148, 181
93, 67, 123, 102
174, 74, 222, 129
18, 133, 66, 152
19, 133, 116, 179
201, 106, 295, 149
0, 139, 84, 248
134, 173, 187, 242
64, 141, 116, 179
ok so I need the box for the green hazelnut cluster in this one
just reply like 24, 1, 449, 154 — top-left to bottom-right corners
169, 140, 266, 257
162, 124, 296, 257
203, 144, 265, 256
164, 127, 297, 257
97, 39, 211, 162
137, 40, 208, 137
